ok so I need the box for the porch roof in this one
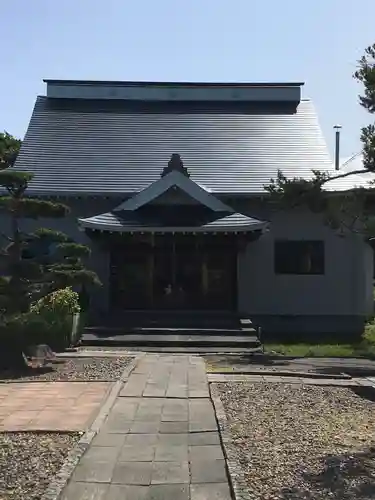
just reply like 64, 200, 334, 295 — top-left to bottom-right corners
78, 209, 268, 233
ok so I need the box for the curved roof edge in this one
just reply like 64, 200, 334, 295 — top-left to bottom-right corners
78, 211, 269, 234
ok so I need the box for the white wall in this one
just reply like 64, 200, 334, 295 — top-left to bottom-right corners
238, 209, 372, 317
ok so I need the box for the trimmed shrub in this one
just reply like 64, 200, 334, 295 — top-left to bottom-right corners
30, 287, 81, 351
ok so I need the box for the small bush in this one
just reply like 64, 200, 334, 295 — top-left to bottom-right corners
30, 287, 81, 350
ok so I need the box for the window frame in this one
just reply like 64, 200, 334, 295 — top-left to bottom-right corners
274, 239, 325, 276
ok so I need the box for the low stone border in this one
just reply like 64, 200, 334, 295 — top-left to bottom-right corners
207, 369, 350, 379
40, 355, 139, 500
57, 350, 138, 358
210, 383, 254, 500
208, 373, 375, 387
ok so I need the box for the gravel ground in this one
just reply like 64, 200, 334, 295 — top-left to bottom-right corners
0, 432, 80, 500
0, 356, 132, 382
217, 382, 375, 499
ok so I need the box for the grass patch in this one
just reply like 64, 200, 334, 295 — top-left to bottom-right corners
264, 343, 357, 357
263, 317, 375, 358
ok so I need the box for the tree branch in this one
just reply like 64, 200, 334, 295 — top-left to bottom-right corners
322, 169, 371, 185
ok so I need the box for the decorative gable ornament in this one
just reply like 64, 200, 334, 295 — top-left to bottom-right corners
161, 154, 190, 178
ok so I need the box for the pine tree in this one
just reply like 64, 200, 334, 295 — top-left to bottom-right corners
265, 43, 375, 238
0, 132, 100, 369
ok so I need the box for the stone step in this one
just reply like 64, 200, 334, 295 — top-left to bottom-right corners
89, 312, 248, 330
84, 326, 256, 336
88, 345, 262, 353
82, 332, 261, 348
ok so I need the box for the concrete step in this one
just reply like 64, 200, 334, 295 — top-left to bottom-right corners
84, 345, 262, 354
84, 326, 256, 336
90, 312, 248, 330
82, 332, 261, 348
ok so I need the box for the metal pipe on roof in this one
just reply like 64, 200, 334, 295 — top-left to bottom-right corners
334, 125, 342, 170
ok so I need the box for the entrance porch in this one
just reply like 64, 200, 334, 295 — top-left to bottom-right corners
78, 153, 269, 319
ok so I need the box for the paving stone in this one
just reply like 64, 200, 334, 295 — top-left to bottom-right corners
161, 412, 188, 422
120, 377, 148, 397
60, 481, 109, 500
125, 433, 159, 446
155, 443, 189, 461
82, 446, 121, 463
136, 407, 163, 421
163, 405, 188, 416
145, 484, 189, 499
130, 421, 161, 434
106, 484, 148, 500
190, 483, 232, 499
120, 385, 146, 397
151, 461, 190, 484
137, 399, 165, 410
143, 388, 167, 397
188, 400, 215, 419
102, 416, 132, 434
118, 444, 156, 462
190, 460, 227, 484
111, 401, 139, 420
188, 390, 209, 398
112, 461, 153, 485
166, 387, 188, 398
59, 353, 232, 498
189, 420, 218, 432
157, 433, 189, 445
188, 432, 221, 446
0, 381, 110, 432
159, 421, 189, 434
71, 460, 115, 483
189, 445, 224, 461
91, 432, 127, 448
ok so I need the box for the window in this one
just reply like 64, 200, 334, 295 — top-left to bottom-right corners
274, 240, 325, 275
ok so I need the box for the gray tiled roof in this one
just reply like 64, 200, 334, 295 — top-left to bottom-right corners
324, 152, 375, 191
79, 210, 266, 233
15, 96, 332, 195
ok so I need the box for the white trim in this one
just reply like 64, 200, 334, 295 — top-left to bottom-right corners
113, 171, 234, 213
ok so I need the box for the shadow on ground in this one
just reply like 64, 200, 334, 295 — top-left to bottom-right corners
0, 359, 66, 380
204, 354, 375, 377
276, 448, 375, 499
351, 386, 375, 403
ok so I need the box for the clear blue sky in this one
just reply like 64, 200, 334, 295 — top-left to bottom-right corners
1, 0, 374, 159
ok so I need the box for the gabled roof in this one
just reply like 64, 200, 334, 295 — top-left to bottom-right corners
114, 170, 234, 213
14, 95, 332, 196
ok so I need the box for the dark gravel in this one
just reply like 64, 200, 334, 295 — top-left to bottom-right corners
0, 356, 132, 382
0, 432, 80, 500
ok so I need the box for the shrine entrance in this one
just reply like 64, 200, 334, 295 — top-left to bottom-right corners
109, 233, 237, 311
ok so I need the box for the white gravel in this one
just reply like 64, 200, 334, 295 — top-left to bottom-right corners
0, 356, 132, 382
217, 382, 375, 499
0, 432, 80, 500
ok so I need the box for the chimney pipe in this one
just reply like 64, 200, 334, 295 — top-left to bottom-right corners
334, 125, 342, 170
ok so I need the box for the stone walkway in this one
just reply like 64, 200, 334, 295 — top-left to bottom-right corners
61, 354, 231, 499
0, 381, 110, 431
